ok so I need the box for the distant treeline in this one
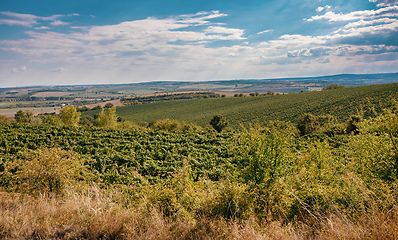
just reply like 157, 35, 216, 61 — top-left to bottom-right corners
121, 91, 220, 105
0, 96, 75, 102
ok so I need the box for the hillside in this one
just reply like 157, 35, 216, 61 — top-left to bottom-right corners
1, 98, 398, 238
108, 83, 398, 128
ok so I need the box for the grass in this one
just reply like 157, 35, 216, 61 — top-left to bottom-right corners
1, 185, 397, 239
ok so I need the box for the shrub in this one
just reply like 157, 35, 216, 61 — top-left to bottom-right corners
148, 119, 182, 131
14, 110, 34, 123
346, 114, 362, 134
1, 148, 88, 196
41, 115, 63, 126
91, 105, 102, 111
236, 127, 290, 219
104, 103, 114, 109
209, 114, 228, 133
297, 113, 320, 135
0, 115, 13, 124
59, 106, 81, 127
95, 106, 117, 128
322, 84, 346, 91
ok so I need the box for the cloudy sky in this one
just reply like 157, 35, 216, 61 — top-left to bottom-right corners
0, 0, 398, 87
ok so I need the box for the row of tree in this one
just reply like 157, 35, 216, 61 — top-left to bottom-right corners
13, 106, 118, 128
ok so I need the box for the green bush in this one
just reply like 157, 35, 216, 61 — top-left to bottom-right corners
209, 114, 228, 133
236, 127, 290, 219
1, 148, 88, 195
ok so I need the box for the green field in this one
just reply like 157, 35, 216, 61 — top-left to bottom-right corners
1, 98, 398, 238
106, 83, 398, 128
2, 81, 398, 239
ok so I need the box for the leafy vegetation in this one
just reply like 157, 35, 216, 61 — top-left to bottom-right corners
1, 83, 398, 239
121, 91, 220, 105
111, 83, 398, 129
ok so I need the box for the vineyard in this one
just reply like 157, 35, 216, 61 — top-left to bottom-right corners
121, 91, 221, 105
110, 83, 398, 129
0, 124, 234, 184
1, 92, 398, 238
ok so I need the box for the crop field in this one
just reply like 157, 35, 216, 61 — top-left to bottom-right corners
110, 83, 398, 128
1, 97, 398, 238
1, 79, 398, 239
31, 91, 71, 97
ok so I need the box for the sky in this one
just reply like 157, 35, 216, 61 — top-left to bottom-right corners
0, 0, 398, 87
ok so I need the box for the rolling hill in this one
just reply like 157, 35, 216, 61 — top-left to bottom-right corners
103, 83, 398, 128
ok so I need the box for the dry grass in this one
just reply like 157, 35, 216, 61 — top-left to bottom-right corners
1, 186, 397, 240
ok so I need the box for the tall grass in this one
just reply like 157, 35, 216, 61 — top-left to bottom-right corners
1, 185, 397, 239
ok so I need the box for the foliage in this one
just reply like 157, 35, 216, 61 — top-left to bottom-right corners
1, 96, 398, 239
209, 114, 228, 133
41, 115, 63, 126
322, 84, 346, 91
121, 91, 220, 105
91, 105, 102, 111
297, 113, 339, 135
0, 115, 13, 124
14, 109, 34, 123
59, 106, 81, 127
236, 127, 290, 219
0, 123, 234, 183
111, 83, 398, 129
95, 106, 117, 128
104, 103, 114, 108
1, 148, 88, 195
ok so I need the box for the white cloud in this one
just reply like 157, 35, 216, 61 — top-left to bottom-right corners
257, 29, 273, 34
51, 67, 68, 73
11, 66, 28, 73
0, 11, 77, 27
0, 11, 37, 26
343, 18, 396, 28
0, 19, 33, 26
0, 11, 37, 21
51, 20, 69, 26
0, 11, 246, 63
35, 26, 50, 30
307, 5, 398, 22
316, 6, 331, 12
1, 9, 397, 87
370, 0, 398, 7
204, 26, 245, 39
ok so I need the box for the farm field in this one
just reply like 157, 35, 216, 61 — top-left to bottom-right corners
1, 80, 398, 238
106, 83, 398, 129
1, 77, 398, 239
1, 97, 398, 238
2, 73, 398, 117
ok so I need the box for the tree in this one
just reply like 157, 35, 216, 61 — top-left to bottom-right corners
322, 84, 346, 91
14, 110, 34, 123
104, 103, 114, 109
297, 113, 319, 135
210, 114, 228, 133
42, 115, 63, 126
59, 106, 81, 127
96, 106, 117, 128
0, 115, 13, 124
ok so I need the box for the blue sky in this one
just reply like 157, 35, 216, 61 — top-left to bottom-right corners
0, 0, 398, 87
